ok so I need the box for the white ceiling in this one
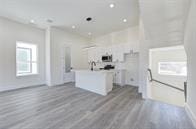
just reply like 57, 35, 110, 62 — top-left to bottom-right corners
139, 0, 190, 45
0, 0, 139, 38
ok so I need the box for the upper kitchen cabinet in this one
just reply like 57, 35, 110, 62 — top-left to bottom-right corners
87, 43, 138, 63
111, 45, 118, 62
100, 47, 112, 56
112, 45, 124, 62
88, 48, 97, 62
106, 47, 113, 55
88, 47, 103, 63
95, 47, 102, 62
123, 43, 132, 53
87, 49, 93, 62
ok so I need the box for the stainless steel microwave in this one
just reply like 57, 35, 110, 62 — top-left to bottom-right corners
102, 55, 112, 62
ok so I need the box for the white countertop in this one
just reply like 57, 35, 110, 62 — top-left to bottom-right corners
73, 69, 115, 73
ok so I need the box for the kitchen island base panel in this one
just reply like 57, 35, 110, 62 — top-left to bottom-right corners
75, 70, 113, 96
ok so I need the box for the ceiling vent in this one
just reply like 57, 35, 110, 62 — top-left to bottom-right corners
86, 17, 92, 22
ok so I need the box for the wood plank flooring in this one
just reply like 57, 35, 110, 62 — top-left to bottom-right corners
0, 84, 195, 129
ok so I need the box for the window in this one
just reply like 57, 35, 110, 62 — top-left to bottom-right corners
158, 62, 187, 76
16, 42, 38, 76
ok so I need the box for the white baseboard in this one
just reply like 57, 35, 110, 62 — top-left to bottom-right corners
0, 83, 45, 93
185, 103, 196, 128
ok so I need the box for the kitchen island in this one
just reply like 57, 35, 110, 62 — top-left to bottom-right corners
75, 70, 114, 96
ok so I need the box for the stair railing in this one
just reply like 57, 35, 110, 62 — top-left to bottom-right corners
147, 68, 187, 102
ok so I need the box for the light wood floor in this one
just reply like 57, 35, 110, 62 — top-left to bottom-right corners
0, 83, 194, 129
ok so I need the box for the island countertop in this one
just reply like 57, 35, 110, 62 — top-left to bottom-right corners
73, 69, 115, 74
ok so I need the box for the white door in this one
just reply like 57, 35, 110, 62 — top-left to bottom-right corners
62, 45, 75, 83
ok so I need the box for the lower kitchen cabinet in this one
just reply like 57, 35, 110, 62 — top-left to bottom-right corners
113, 70, 126, 86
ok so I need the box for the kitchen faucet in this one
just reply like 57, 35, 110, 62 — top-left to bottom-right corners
90, 61, 96, 71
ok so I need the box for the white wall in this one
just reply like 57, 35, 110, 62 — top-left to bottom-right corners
184, 0, 196, 126
0, 17, 45, 92
116, 53, 139, 86
138, 0, 189, 96
92, 26, 139, 49
139, 20, 185, 97
45, 27, 52, 86
0, 17, 91, 90
47, 27, 90, 86
91, 26, 139, 86
150, 48, 187, 106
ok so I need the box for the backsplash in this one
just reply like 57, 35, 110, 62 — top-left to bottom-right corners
89, 53, 139, 86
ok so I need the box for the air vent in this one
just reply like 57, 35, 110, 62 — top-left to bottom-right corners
86, 17, 92, 21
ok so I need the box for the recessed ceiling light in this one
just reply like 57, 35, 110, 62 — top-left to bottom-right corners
123, 19, 127, 23
110, 3, 115, 8
72, 25, 76, 29
88, 32, 92, 36
30, 19, 35, 23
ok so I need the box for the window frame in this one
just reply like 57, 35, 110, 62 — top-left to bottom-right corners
158, 61, 187, 76
16, 42, 39, 77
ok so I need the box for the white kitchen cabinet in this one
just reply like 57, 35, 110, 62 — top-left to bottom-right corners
87, 49, 92, 62
107, 46, 113, 55
124, 43, 132, 53
64, 71, 75, 83
113, 70, 126, 86
94, 49, 98, 62
112, 45, 124, 62
111, 45, 118, 62
95, 47, 102, 62
101, 47, 107, 55
88, 48, 102, 62
88, 43, 134, 63
118, 46, 125, 62
88, 48, 97, 62
113, 53, 124, 62
118, 53, 124, 62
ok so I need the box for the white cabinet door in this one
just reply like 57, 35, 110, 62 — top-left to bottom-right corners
107, 46, 113, 55
113, 70, 126, 86
64, 72, 75, 83
93, 49, 98, 62
88, 48, 97, 62
118, 53, 124, 62
115, 71, 121, 84
87, 50, 91, 62
98, 47, 105, 62
89, 48, 104, 63
102, 47, 107, 55
118, 46, 125, 62
95, 48, 102, 62
124, 43, 132, 53
88, 49, 93, 62
112, 45, 119, 62
112, 45, 125, 62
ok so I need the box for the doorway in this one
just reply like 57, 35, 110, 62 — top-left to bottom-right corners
148, 46, 187, 107
61, 45, 75, 83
